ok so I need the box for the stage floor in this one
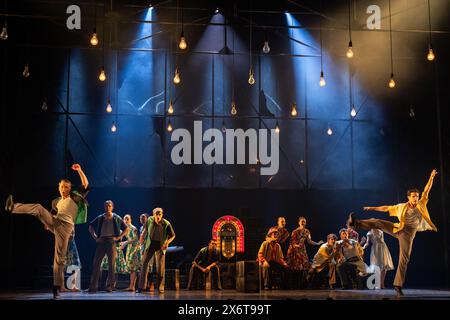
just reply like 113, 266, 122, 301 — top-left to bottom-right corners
1, 289, 450, 300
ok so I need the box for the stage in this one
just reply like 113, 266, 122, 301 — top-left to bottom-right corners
1, 289, 450, 300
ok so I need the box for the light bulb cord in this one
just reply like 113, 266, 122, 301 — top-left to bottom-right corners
319, 0, 323, 71
427, 0, 432, 46
347, 0, 352, 42
388, 0, 394, 74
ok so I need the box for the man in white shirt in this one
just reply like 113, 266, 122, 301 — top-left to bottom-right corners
4, 164, 89, 299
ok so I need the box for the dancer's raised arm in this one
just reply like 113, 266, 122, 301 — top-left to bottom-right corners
422, 169, 438, 199
72, 164, 89, 189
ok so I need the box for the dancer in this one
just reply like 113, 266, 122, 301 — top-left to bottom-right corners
121, 214, 141, 291
348, 169, 438, 296
267, 217, 290, 254
286, 217, 323, 288
4, 164, 89, 299
362, 228, 394, 289
87, 200, 129, 293
335, 228, 367, 290
187, 239, 222, 290
258, 230, 289, 290
137, 207, 176, 294
306, 234, 338, 289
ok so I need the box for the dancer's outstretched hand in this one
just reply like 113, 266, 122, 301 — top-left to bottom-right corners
363, 207, 371, 211
431, 169, 438, 178
71, 164, 82, 171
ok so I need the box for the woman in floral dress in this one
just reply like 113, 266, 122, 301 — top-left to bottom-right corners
287, 217, 324, 288
121, 214, 141, 291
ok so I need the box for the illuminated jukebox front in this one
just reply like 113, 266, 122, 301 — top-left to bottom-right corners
212, 216, 245, 261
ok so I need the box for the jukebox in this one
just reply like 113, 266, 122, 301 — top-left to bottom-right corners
212, 215, 245, 262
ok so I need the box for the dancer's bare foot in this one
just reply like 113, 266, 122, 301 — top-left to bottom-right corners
123, 287, 135, 292
59, 287, 69, 293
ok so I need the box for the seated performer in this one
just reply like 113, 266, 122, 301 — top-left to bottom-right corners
187, 239, 222, 290
306, 234, 338, 289
258, 230, 289, 290
336, 228, 367, 289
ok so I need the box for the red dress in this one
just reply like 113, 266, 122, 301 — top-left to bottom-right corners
286, 228, 311, 270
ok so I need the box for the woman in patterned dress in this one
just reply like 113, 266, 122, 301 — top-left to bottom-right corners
287, 217, 324, 288
121, 214, 141, 291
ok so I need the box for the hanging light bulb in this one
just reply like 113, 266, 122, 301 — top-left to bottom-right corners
248, 67, 255, 85
427, 45, 435, 61
215, 8, 219, 14
291, 103, 298, 117
388, 73, 395, 89
111, 122, 117, 133
262, 40, 270, 54
90, 29, 99, 46
167, 120, 173, 132
179, 30, 187, 50
168, 99, 174, 114
23, 64, 30, 78
275, 122, 280, 134
99, 66, 106, 81
106, 99, 112, 113
409, 106, 415, 118
346, 40, 354, 58
327, 126, 333, 136
350, 105, 356, 117
231, 100, 237, 115
41, 99, 48, 111
319, 71, 326, 87
173, 67, 181, 84
0, 26, 8, 40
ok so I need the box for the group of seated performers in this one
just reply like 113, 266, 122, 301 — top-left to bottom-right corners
257, 216, 393, 290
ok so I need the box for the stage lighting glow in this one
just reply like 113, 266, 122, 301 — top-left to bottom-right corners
427, 46, 435, 61
179, 31, 187, 50
350, 106, 356, 117
275, 122, 280, 134
248, 68, 255, 85
291, 103, 298, 117
99, 67, 106, 81
0, 26, 7, 40
346, 41, 354, 58
231, 101, 237, 115
106, 100, 112, 113
319, 71, 326, 87
167, 120, 173, 132
262, 40, 270, 54
168, 99, 174, 114
23, 64, 30, 78
388, 74, 395, 88
90, 30, 98, 46
327, 126, 333, 136
111, 122, 117, 132
173, 68, 181, 84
